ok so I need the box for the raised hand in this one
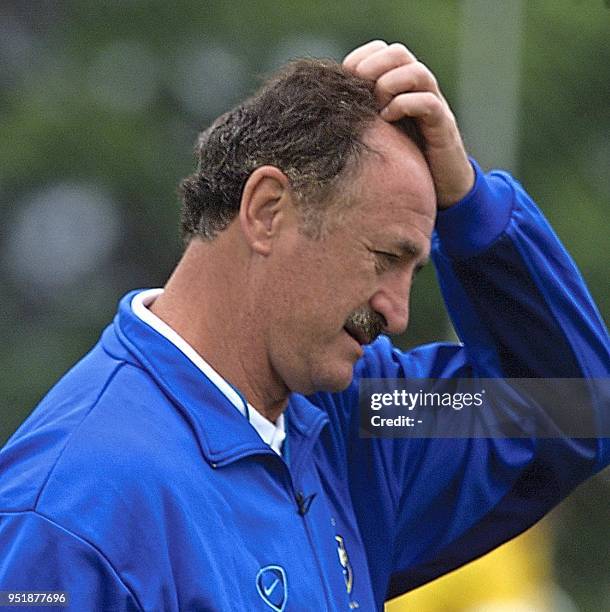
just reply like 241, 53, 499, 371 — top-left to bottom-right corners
343, 40, 475, 208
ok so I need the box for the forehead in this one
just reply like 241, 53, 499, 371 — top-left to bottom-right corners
342, 120, 436, 256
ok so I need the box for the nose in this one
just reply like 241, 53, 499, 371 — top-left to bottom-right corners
369, 274, 411, 336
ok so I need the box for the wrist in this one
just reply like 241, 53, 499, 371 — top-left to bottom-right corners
437, 156, 476, 209
433, 158, 514, 260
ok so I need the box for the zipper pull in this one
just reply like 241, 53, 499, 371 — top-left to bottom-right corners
295, 491, 317, 516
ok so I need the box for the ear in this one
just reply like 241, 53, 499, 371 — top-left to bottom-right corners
238, 166, 294, 255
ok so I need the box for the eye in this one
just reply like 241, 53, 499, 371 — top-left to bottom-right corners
373, 251, 400, 274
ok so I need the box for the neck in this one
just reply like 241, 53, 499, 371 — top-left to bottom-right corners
150, 236, 289, 422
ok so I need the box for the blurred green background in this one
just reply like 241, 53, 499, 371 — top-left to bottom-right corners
1, 1, 608, 609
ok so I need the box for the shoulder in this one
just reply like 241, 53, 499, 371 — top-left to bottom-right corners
0, 345, 201, 521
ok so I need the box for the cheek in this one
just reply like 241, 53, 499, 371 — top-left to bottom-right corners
267, 312, 358, 394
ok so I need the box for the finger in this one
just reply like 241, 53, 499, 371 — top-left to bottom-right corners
342, 40, 388, 71
354, 42, 417, 81
375, 62, 440, 107
380, 91, 445, 127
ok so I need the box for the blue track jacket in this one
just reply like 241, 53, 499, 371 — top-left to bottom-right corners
1, 160, 609, 611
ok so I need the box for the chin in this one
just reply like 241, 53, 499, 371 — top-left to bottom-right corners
309, 363, 355, 394
281, 348, 359, 396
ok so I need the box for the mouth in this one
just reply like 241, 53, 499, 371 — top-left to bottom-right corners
343, 322, 370, 346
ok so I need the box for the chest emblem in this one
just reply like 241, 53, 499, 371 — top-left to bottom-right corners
256, 565, 287, 612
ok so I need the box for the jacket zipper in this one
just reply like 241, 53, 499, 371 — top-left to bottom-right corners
296, 489, 335, 609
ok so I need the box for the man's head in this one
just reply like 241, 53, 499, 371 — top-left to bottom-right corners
179, 58, 424, 242
176, 59, 436, 398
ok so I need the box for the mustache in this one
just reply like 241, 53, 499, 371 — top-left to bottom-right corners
344, 307, 386, 345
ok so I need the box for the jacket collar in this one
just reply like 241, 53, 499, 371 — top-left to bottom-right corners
103, 290, 329, 466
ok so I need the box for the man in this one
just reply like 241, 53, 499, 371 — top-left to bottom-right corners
0, 40, 608, 611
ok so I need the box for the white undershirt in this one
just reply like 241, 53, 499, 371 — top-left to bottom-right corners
131, 289, 286, 456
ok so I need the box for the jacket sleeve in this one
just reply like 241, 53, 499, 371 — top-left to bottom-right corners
0, 511, 142, 612
317, 159, 610, 606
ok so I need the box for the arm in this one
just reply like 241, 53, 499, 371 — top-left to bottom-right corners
335, 40, 610, 605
